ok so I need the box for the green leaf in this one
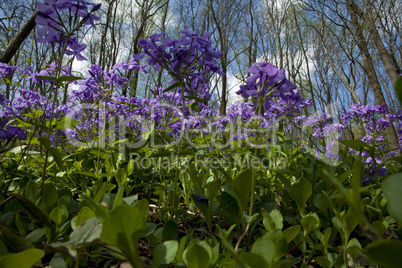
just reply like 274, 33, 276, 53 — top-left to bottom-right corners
49, 253, 67, 268
80, 195, 108, 219
340, 140, 374, 158
238, 252, 268, 268
13, 194, 53, 228
38, 136, 52, 150
50, 207, 63, 227
74, 207, 95, 228
252, 229, 287, 264
100, 204, 148, 268
35, 75, 58, 82
183, 240, 213, 268
127, 159, 135, 176
0, 248, 44, 268
382, 173, 402, 225
115, 168, 127, 186
47, 217, 102, 258
262, 208, 283, 231
232, 169, 252, 212
57, 75, 83, 83
301, 213, 320, 236
162, 220, 178, 241
176, 236, 188, 264
394, 76, 402, 107
25, 229, 45, 244
25, 179, 39, 203
290, 178, 312, 213
315, 256, 331, 268
0, 223, 34, 252
43, 183, 58, 209
366, 240, 402, 268
282, 225, 301, 244
270, 259, 295, 268
56, 117, 79, 130
207, 179, 221, 201
152, 240, 178, 268
163, 81, 182, 93
50, 147, 64, 170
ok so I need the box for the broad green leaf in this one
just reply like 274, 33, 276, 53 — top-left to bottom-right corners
0, 223, 33, 252
43, 182, 58, 209
382, 173, 402, 225
347, 238, 362, 261
366, 240, 402, 268
13, 194, 53, 228
74, 207, 95, 228
152, 240, 178, 268
339, 139, 370, 153
50, 207, 63, 227
25, 179, 39, 203
48, 217, 102, 258
315, 256, 331, 268
80, 195, 108, 219
232, 169, 252, 212
207, 179, 221, 201
238, 252, 268, 268
100, 204, 148, 268
301, 213, 319, 236
25, 229, 45, 244
290, 178, 312, 213
93, 182, 116, 203
38, 136, 52, 150
56, 117, 79, 130
0, 240, 8, 256
49, 147, 63, 170
162, 220, 178, 241
0, 248, 44, 268
115, 168, 127, 186
282, 225, 301, 244
49, 253, 67, 268
270, 259, 295, 268
183, 240, 212, 268
262, 208, 283, 232
252, 229, 287, 264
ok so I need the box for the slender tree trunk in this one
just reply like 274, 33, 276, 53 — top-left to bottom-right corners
346, 0, 399, 150
0, 10, 38, 64
362, 0, 401, 85
209, 0, 228, 115
98, 1, 115, 70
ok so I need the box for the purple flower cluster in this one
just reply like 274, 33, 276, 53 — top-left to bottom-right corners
341, 103, 395, 133
301, 113, 345, 139
35, 0, 101, 60
236, 62, 310, 115
137, 30, 223, 100
0, 63, 28, 78
0, 119, 26, 142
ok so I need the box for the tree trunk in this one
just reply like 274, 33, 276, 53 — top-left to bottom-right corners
0, 10, 38, 64
346, 0, 399, 150
362, 0, 401, 86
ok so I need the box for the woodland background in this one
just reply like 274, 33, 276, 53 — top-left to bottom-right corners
1, 0, 401, 118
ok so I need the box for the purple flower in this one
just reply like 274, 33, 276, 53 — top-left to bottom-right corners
0, 94, 8, 106
35, 0, 101, 60
195, 195, 208, 203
